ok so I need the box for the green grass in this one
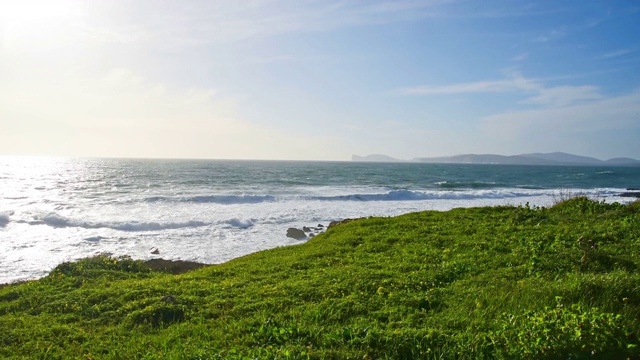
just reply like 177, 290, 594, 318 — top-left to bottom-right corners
1, 197, 640, 359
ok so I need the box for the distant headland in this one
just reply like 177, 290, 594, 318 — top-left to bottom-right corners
352, 152, 640, 166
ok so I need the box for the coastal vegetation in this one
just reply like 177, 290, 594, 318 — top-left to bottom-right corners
1, 197, 640, 359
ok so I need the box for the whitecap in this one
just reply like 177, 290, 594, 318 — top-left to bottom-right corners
84, 236, 107, 242
225, 218, 255, 229
33, 212, 210, 232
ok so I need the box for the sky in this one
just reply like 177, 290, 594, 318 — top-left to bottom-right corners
1, 0, 639, 161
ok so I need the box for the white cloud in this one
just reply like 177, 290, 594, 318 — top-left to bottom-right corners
480, 90, 640, 139
392, 71, 640, 157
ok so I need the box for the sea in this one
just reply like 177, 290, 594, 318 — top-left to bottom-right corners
1, 157, 639, 284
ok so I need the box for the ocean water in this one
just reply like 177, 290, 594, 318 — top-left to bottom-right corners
1, 157, 638, 284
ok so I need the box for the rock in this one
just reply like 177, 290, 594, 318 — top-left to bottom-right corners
620, 192, 640, 198
150, 247, 160, 255
317, 224, 324, 228
302, 226, 311, 232
328, 218, 356, 230
161, 295, 177, 304
286, 227, 306, 240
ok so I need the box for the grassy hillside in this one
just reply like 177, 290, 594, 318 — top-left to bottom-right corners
1, 197, 640, 359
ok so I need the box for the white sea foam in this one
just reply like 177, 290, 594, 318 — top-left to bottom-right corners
29, 212, 210, 232
84, 236, 107, 242
225, 218, 255, 229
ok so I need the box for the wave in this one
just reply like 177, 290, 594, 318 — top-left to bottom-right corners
144, 194, 276, 204
138, 189, 534, 204
435, 181, 506, 189
225, 218, 254, 229
119, 188, 628, 206
29, 212, 210, 232
84, 236, 108, 242
312, 189, 543, 201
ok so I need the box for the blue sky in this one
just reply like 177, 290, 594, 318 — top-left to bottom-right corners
1, 0, 639, 160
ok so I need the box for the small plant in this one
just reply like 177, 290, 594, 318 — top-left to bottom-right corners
577, 236, 598, 270
492, 297, 635, 358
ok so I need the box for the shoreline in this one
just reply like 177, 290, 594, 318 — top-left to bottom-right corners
2, 195, 638, 286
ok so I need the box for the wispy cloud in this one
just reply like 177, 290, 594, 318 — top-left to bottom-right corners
136, 0, 452, 46
511, 52, 528, 62
395, 73, 540, 95
520, 85, 603, 108
533, 28, 566, 43
481, 90, 640, 138
395, 72, 611, 109
248, 54, 297, 65
75, 23, 146, 44
602, 48, 635, 59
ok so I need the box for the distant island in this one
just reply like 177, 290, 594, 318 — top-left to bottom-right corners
352, 152, 640, 166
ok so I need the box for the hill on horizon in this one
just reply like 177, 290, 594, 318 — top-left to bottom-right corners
353, 152, 640, 166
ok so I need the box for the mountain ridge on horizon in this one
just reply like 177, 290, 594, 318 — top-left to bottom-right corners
352, 152, 640, 166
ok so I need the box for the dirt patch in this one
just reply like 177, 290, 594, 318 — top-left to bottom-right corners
144, 259, 209, 274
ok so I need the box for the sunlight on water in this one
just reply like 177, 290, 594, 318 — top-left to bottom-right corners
1, 157, 637, 284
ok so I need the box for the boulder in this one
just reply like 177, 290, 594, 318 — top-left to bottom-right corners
286, 227, 306, 240
150, 247, 160, 255
302, 226, 311, 232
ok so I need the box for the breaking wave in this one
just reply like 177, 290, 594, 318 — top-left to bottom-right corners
225, 218, 254, 229
144, 194, 276, 204
29, 212, 209, 232
131, 188, 624, 205
435, 181, 506, 189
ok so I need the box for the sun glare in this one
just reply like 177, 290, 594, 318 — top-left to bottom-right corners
0, 0, 77, 22
0, 0, 81, 51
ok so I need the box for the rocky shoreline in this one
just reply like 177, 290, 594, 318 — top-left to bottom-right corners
620, 188, 640, 198
285, 218, 362, 240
